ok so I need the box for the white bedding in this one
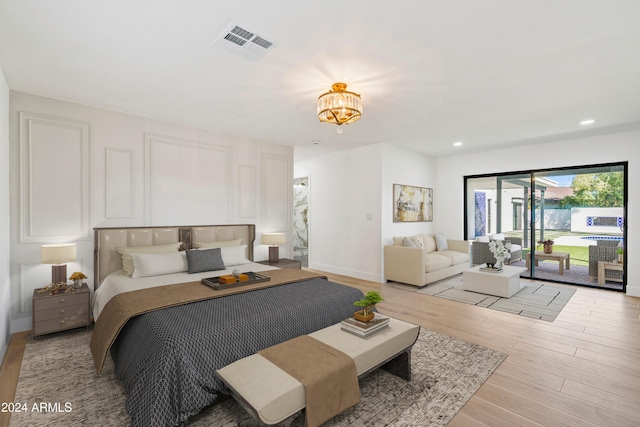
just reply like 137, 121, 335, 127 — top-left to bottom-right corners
92, 262, 278, 320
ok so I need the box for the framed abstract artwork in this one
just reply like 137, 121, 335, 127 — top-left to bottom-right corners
393, 184, 433, 222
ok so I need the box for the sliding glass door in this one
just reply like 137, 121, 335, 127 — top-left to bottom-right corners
465, 162, 627, 291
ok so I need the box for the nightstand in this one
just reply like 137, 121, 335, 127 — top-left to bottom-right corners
32, 283, 90, 339
256, 258, 302, 269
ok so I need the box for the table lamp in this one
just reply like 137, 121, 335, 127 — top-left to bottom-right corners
261, 233, 286, 263
41, 243, 77, 284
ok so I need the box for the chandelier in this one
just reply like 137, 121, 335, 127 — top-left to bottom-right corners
317, 83, 362, 130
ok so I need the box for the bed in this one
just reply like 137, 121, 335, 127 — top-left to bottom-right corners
89, 225, 364, 427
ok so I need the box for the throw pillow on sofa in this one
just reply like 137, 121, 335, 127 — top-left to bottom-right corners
435, 233, 449, 251
408, 234, 424, 248
403, 237, 417, 247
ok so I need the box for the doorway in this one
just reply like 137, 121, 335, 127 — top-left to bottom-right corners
293, 177, 309, 267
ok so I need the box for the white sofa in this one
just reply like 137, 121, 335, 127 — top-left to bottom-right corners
384, 233, 470, 287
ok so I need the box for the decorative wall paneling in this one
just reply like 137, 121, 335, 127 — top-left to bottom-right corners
238, 165, 257, 218
9, 94, 294, 333
105, 148, 135, 219
19, 112, 92, 243
261, 153, 291, 231
144, 134, 233, 225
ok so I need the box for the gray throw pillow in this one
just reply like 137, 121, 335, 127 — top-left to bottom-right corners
186, 248, 225, 273
435, 233, 449, 251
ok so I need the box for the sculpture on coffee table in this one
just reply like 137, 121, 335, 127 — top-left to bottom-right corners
488, 240, 512, 269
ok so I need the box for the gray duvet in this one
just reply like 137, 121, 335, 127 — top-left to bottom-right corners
110, 277, 364, 426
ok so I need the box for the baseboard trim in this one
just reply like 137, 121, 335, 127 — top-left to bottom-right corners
625, 284, 640, 297
307, 263, 383, 283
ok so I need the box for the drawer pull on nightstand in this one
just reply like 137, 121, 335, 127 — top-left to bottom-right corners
60, 298, 65, 303
60, 320, 65, 324
60, 309, 65, 314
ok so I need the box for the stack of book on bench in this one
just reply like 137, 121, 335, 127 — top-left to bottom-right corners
341, 313, 390, 337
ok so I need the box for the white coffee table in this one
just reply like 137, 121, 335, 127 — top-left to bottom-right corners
463, 265, 528, 298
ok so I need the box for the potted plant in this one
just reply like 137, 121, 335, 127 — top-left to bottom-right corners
353, 291, 384, 322
617, 247, 624, 263
538, 239, 554, 254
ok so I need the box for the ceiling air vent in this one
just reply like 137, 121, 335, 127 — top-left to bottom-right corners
213, 23, 276, 61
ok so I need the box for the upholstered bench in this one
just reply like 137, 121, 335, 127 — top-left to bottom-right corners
215, 317, 420, 425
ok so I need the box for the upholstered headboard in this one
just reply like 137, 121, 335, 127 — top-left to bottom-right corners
93, 224, 256, 289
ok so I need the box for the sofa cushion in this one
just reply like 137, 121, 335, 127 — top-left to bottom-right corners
490, 233, 505, 241
510, 244, 522, 252
437, 250, 469, 266
424, 253, 452, 272
392, 236, 404, 246
422, 234, 437, 253
476, 235, 490, 243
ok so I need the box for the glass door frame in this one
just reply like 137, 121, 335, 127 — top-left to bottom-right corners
464, 161, 628, 292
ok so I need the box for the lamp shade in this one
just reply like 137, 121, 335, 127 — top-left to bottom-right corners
261, 233, 286, 246
41, 243, 77, 264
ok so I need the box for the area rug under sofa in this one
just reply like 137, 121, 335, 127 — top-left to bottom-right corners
392, 274, 575, 321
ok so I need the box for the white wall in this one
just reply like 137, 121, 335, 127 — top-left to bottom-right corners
570, 207, 624, 234
295, 143, 437, 283
381, 144, 437, 243
9, 92, 293, 333
295, 144, 383, 282
437, 130, 640, 297
0, 67, 10, 361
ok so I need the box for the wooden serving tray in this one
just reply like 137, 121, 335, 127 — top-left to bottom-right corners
201, 272, 270, 290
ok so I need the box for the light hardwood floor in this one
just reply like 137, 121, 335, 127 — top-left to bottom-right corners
1, 272, 639, 426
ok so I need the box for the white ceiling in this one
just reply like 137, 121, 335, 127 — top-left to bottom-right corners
2, 0, 640, 160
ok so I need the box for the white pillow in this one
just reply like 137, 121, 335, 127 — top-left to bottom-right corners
117, 242, 182, 276
435, 233, 449, 251
491, 233, 505, 241
409, 235, 424, 248
194, 239, 242, 249
403, 237, 417, 247
131, 252, 188, 278
476, 235, 490, 243
221, 245, 250, 266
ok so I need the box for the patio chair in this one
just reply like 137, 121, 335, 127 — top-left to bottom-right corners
472, 236, 523, 266
588, 240, 622, 282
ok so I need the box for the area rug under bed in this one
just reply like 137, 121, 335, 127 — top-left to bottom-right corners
11, 326, 506, 426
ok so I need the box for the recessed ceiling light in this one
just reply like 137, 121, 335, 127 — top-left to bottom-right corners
453, 141, 463, 146
312, 140, 320, 145
580, 119, 595, 125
